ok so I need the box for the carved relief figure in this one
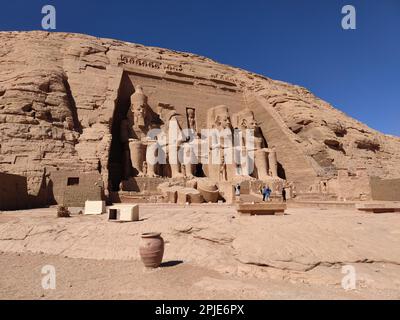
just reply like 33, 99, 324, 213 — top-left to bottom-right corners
142, 161, 148, 177
219, 153, 227, 181
186, 108, 197, 133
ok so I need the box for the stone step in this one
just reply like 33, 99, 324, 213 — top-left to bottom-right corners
356, 202, 400, 214
236, 203, 287, 216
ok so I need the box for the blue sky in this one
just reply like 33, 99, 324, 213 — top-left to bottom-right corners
1, 0, 399, 136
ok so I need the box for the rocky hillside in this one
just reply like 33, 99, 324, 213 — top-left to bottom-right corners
0, 31, 399, 197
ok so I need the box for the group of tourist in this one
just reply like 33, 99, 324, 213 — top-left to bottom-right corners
261, 186, 271, 202
234, 184, 287, 202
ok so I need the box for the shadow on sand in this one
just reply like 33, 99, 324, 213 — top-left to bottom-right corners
160, 260, 183, 268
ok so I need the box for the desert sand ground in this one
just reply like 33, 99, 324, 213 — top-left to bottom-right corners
0, 204, 399, 300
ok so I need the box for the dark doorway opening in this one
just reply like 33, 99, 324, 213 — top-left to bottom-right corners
108, 72, 135, 192
67, 177, 80, 186
277, 162, 286, 180
194, 163, 206, 177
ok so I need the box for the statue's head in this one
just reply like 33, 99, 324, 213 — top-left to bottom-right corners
212, 105, 231, 130
131, 87, 149, 127
136, 104, 145, 117
216, 114, 231, 130
187, 108, 195, 118
241, 116, 257, 130
131, 85, 148, 112
233, 109, 258, 130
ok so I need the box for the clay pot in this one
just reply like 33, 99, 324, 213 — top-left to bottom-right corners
197, 180, 219, 203
139, 232, 164, 268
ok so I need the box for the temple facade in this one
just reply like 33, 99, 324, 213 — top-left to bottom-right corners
1, 32, 400, 209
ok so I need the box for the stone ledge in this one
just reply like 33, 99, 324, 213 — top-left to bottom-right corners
236, 203, 287, 216
356, 202, 400, 214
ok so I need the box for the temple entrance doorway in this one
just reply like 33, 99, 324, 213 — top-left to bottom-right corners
108, 72, 135, 191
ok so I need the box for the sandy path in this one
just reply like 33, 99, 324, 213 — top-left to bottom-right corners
0, 252, 389, 300
0, 205, 399, 299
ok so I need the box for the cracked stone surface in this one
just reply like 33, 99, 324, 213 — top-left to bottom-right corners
0, 205, 399, 299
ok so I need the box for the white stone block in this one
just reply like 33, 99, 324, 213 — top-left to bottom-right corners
84, 201, 106, 215
108, 204, 139, 222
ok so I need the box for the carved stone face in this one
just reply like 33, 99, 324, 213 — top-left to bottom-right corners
247, 117, 258, 130
240, 116, 257, 130
132, 106, 145, 129
217, 114, 231, 130
221, 115, 231, 129
187, 109, 195, 118
187, 109, 196, 129
134, 105, 145, 117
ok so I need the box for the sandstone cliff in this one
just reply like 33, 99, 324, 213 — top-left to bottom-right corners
0, 31, 399, 202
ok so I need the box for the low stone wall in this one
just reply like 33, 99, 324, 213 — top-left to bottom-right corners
50, 171, 104, 207
0, 173, 29, 210
370, 177, 400, 201
329, 169, 371, 201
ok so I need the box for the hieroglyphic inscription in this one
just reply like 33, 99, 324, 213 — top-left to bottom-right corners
118, 55, 246, 88
119, 55, 183, 72
210, 73, 246, 87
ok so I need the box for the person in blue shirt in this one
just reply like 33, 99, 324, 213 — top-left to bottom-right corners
262, 186, 271, 202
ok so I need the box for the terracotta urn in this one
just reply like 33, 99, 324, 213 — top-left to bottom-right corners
197, 180, 219, 203
139, 232, 165, 268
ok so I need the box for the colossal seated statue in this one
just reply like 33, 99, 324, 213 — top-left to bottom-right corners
157, 109, 185, 178
206, 105, 233, 181
232, 108, 279, 180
